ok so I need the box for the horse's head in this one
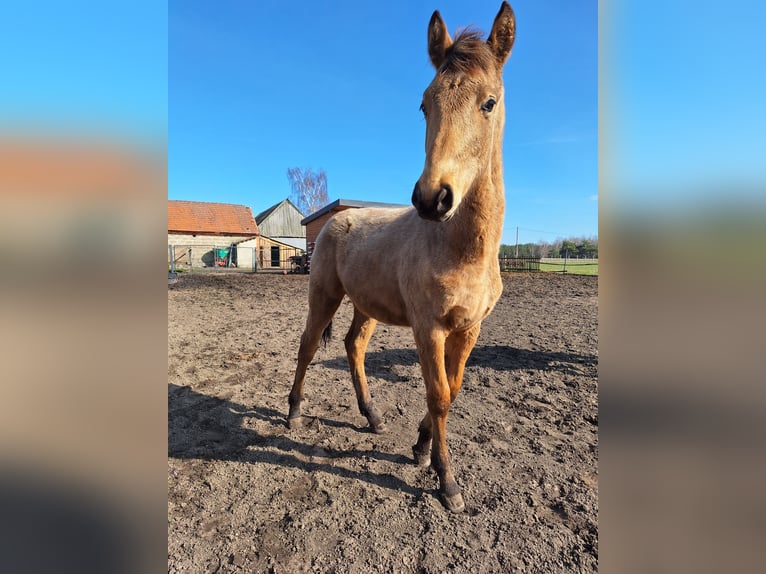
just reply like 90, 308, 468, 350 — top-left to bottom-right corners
412, 2, 515, 222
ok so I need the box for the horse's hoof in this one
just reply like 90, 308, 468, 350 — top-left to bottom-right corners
412, 446, 431, 467
286, 416, 303, 429
371, 422, 388, 434
442, 492, 465, 514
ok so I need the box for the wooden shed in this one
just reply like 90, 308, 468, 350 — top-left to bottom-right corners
254, 198, 306, 246
254, 198, 307, 271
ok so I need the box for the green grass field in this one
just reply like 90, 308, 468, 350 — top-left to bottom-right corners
539, 261, 598, 276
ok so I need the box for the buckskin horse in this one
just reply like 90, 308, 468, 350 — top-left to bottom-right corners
288, 2, 516, 513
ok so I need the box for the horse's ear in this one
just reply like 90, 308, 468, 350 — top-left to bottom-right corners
486, 2, 516, 64
428, 10, 452, 69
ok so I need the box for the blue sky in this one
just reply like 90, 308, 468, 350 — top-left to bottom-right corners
169, 0, 598, 245
606, 0, 766, 204
0, 2, 167, 142
3, 2, 763, 245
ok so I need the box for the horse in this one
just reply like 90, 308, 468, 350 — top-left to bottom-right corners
288, 2, 516, 513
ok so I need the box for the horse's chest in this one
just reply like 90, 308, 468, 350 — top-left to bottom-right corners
439, 269, 502, 331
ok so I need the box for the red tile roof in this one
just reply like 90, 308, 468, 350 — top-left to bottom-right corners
168, 200, 259, 236
0, 137, 163, 197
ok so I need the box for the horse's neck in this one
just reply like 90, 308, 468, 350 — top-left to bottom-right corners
446, 173, 505, 264
443, 128, 505, 263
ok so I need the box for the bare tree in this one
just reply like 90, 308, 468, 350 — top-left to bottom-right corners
287, 167, 328, 216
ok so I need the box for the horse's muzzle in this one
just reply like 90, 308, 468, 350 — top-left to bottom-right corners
412, 182, 453, 222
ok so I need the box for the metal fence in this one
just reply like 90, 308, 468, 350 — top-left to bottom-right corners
168, 244, 307, 274
499, 256, 541, 272
169, 246, 593, 276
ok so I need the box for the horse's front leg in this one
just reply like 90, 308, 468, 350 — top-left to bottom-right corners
414, 328, 464, 513
412, 323, 481, 468
445, 323, 481, 401
412, 412, 433, 466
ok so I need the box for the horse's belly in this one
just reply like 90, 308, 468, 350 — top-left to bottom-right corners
347, 290, 410, 326
341, 274, 410, 326
356, 297, 410, 326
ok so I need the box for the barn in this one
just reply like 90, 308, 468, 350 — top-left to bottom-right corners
254, 198, 307, 271
168, 200, 260, 269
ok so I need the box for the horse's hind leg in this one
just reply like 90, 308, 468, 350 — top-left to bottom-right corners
288, 288, 343, 428
344, 307, 386, 433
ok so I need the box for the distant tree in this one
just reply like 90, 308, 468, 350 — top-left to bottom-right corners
498, 244, 515, 257
498, 243, 539, 257
287, 167, 328, 216
532, 243, 546, 258
560, 239, 578, 258
577, 238, 598, 258
502, 236, 598, 259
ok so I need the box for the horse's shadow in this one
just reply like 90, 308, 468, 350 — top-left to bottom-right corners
168, 383, 420, 497
169, 347, 596, 498
318, 344, 597, 383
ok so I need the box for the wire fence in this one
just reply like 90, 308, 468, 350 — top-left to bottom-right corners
498, 255, 598, 274
540, 257, 598, 274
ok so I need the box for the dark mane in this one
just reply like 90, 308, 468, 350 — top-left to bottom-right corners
441, 28, 495, 75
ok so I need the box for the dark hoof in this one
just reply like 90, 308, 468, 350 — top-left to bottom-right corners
286, 416, 303, 429
412, 446, 431, 467
364, 408, 386, 434
442, 492, 465, 513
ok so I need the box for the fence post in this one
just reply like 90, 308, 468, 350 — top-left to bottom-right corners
169, 245, 175, 273
563, 249, 568, 274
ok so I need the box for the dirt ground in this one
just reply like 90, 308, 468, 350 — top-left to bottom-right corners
168, 272, 598, 573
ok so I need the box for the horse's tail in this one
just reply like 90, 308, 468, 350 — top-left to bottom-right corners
321, 321, 333, 347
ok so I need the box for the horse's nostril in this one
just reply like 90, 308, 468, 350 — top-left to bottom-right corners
412, 182, 452, 221
411, 182, 422, 209
436, 185, 453, 216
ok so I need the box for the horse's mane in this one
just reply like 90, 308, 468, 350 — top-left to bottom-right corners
441, 28, 496, 75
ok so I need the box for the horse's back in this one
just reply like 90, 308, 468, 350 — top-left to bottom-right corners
315, 207, 413, 265
312, 207, 415, 325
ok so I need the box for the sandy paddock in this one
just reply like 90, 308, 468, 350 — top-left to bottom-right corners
168, 272, 598, 573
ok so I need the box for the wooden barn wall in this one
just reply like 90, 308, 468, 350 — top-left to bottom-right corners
257, 236, 303, 270
259, 203, 306, 238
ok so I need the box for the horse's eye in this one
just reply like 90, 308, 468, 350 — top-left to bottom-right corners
419, 102, 427, 117
481, 97, 497, 113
